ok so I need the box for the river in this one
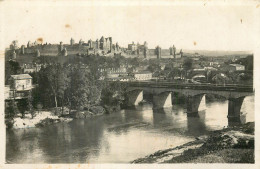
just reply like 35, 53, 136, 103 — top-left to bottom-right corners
6, 96, 254, 163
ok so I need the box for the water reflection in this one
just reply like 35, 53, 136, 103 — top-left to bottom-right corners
6, 96, 254, 163
39, 117, 106, 163
186, 111, 207, 137
6, 128, 45, 163
152, 108, 175, 127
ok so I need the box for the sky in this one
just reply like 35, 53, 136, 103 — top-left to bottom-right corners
1, 1, 260, 51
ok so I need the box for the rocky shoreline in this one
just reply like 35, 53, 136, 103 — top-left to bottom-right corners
6, 105, 121, 129
132, 122, 254, 163
6, 111, 73, 129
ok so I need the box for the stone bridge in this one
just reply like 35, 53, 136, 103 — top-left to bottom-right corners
122, 81, 254, 125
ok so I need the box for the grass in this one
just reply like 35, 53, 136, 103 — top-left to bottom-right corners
187, 149, 254, 163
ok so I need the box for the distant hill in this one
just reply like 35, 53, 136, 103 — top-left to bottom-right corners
182, 49, 252, 57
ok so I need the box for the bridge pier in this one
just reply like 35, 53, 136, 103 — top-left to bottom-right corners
228, 97, 246, 125
127, 90, 143, 106
198, 95, 206, 111
153, 92, 172, 109
186, 94, 204, 117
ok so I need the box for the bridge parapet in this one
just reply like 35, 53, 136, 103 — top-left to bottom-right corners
124, 81, 254, 92
127, 86, 253, 99
125, 81, 253, 99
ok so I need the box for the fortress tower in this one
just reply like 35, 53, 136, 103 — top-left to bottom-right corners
173, 45, 176, 58
21, 45, 25, 55
36, 49, 40, 57
109, 37, 112, 52
58, 42, 64, 53
96, 39, 99, 49
144, 41, 148, 58
70, 38, 75, 46
62, 48, 67, 56
88, 40, 93, 48
156, 46, 161, 59
11, 50, 16, 60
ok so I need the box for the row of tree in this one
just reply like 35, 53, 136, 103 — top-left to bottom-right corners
5, 59, 129, 119
33, 62, 128, 115
33, 63, 102, 113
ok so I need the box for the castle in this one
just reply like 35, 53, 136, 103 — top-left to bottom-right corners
6, 36, 121, 60
6, 37, 182, 61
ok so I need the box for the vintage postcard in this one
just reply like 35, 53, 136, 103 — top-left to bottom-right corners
0, 0, 259, 169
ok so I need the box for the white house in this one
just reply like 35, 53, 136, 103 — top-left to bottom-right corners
134, 71, 152, 81
9, 74, 32, 91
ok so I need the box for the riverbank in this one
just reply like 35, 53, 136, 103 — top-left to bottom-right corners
6, 105, 114, 129
8, 111, 73, 129
132, 122, 254, 163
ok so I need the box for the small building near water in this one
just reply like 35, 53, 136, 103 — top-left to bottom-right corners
9, 74, 32, 91
5, 74, 33, 100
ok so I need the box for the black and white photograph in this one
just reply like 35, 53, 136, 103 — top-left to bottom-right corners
0, 0, 259, 168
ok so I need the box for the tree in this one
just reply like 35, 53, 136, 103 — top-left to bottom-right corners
6, 100, 19, 119
130, 57, 140, 68
147, 60, 160, 72
5, 60, 21, 84
28, 90, 35, 118
167, 68, 181, 80
17, 99, 27, 118
66, 65, 91, 111
38, 64, 67, 109
183, 58, 193, 70
101, 81, 128, 107
212, 73, 230, 84
36, 103, 43, 114
246, 55, 253, 71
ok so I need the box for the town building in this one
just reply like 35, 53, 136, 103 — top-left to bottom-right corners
99, 66, 127, 74
106, 76, 134, 82
209, 61, 219, 66
106, 72, 128, 78
22, 63, 42, 73
134, 71, 152, 81
23, 68, 35, 73
229, 64, 245, 71
128, 42, 138, 52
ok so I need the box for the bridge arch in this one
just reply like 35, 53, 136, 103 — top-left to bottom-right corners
126, 89, 143, 106
152, 91, 172, 109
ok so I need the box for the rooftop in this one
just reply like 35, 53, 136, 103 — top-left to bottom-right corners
134, 71, 152, 74
229, 64, 244, 67
10, 74, 32, 80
